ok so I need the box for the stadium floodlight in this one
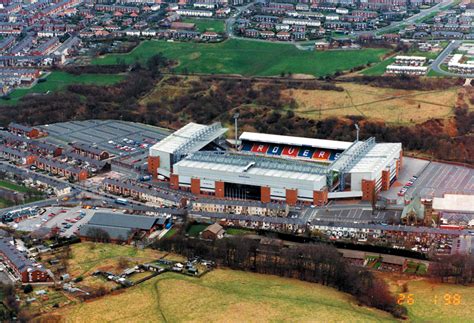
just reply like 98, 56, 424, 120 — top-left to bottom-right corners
233, 112, 240, 147
355, 124, 360, 142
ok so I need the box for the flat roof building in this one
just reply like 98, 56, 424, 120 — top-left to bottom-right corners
148, 122, 227, 178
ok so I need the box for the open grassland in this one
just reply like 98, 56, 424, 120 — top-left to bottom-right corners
67, 242, 167, 277
92, 39, 388, 77
362, 57, 395, 76
381, 273, 474, 322
48, 269, 395, 323
0, 198, 12, 208
286, 82, 459, 125
0, 180, 35, 193
187, 223, 207, 237
183, 18, 225, 33
0, 71, 124, 105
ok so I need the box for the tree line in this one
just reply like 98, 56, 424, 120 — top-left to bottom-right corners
152, 234, 408, 318
0, 55, 471, 164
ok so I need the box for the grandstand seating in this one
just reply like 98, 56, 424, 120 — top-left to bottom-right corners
241, 141, 342, 162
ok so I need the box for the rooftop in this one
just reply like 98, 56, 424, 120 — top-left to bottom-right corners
239, 132, 351, 151
433, 194, 474, 213
87, 212, 160, 230
347, 142, 401, 174
150, 122, 227, 156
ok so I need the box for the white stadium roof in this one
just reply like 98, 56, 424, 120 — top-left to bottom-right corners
150, 122, 227, 155
347, 143, 402, 174
239, 132, 352, 151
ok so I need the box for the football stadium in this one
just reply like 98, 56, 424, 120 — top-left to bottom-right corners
148, 122, 403, 205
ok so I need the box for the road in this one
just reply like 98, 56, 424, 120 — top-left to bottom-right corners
364, 0, 455, 36
429, 40, 474, 77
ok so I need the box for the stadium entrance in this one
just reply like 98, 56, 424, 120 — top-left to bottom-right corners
224, 183, 261, 201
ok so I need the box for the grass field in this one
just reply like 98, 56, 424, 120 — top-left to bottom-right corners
0, 180, 36, 193
92, 39, 388, 77
67, 242, 166, 277
362, 57, 395, 76
187, 224, 207, 237
183, 18, 225, 33
0, 71, 124, 105
226, 228, 255, 236
381, 273, 474, 322
50, 269, 395, 322
287, 82, 459, 125
162, 228, 177, 239
0, 198, 13, 208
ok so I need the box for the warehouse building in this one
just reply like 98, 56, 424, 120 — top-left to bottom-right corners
148, 123, 402, 206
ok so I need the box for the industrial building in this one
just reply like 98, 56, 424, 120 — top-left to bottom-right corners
148, 123, 403, 206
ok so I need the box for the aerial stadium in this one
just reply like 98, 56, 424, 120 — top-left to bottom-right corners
148, 122, 403, 205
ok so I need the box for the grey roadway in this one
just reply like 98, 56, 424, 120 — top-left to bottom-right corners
365, 0, 455, 36
225, 0, 456, 44
429, 40, 474, 77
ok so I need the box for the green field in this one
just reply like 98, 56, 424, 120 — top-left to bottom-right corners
92, 39, 388, 77
0, 180, 34, 193
361, 57, 395, 76
162, 228, 177, 239
183, 18, 225, 33
1, 71, 124, 105
226, 228, 255, 236
0, 198, 13, 208
187, 224, 207, 237
385, 276, 474, 322
51, 269, 395, 322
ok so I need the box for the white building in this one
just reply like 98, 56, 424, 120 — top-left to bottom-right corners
176, 9, 213, 17
448, 54, 474, 74
386, 65, 428, 75
282, 18, 321, 27
394, 55, 426, 66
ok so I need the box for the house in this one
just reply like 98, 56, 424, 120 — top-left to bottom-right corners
0, 146, 37, 165
0, 238, 51, 283
70, 142, 109, 160
314, 41, 330, 50
34, 157, 88, 182
201, 223, 225, 240
79, 212, 168, 244
8, 122, 42, 138
176, 9, 213, 17
276, 31, 291, 41
201, 31, 219, 40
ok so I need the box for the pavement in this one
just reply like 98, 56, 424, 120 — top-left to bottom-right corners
379, 157, 430, 203
367, 0, 455, 36
429, 40, 465, 77
428, 39, 474, 78
405, 161, 474, 200
12, 205, 119, 237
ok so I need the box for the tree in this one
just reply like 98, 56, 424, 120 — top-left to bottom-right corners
86, 228, 110, 243
118, 257, 130, 270
23, 284, 33, 294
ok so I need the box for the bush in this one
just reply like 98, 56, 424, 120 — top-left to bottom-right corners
23, 284, 33, 294
74, 276, 83, 283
